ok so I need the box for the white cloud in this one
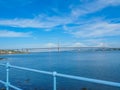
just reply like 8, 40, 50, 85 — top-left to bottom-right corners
0, 30, 31, 37
0, 0, 119, 41
72, 42, 86, 47
0, 15, 72, 29
0, 18, 51, 28
96, 42, 108, 47
0, 0, 119, 30
71, 0, 120, 17
64, 20, 120, 38
44, 43, 57, 47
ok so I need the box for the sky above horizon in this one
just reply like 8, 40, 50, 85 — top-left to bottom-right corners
0, 0, 120, 49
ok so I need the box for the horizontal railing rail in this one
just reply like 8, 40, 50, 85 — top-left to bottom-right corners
0, 80, 22, 90
0, 63, 120, 90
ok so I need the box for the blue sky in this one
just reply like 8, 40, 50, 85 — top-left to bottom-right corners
0, 0, 120, 49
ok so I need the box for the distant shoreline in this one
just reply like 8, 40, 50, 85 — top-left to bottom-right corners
0, 50, 28, 55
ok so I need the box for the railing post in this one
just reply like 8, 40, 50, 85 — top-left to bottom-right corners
53, 71, 57, 90
6, 62, 10, 90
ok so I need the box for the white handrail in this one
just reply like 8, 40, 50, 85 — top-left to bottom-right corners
0, 63, 120, 90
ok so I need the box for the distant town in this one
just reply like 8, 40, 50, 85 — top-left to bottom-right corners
0, 50, 27, 54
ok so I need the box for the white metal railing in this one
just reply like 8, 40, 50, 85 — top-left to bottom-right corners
0, 62, 120, 90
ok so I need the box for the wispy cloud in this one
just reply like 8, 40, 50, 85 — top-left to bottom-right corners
0, 0, 120, 30
0, 15, 72, 29
44, 43, 57, 47
0, 0, 119, 36
71, 42, 86, 47
0, 30, 31, 37
64, 20, 120, 38
71, 0, 120, 17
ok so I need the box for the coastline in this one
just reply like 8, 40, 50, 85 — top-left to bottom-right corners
0, 50, 28, 55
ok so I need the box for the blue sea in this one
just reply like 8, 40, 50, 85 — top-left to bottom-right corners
0, 51, 120, 90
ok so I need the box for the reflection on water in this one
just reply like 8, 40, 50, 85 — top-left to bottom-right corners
0, 51, 120, 90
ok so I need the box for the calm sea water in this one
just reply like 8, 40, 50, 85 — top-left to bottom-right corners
0, 51, 120, 90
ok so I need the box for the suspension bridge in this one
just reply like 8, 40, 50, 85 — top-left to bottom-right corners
0, 46, 118, 53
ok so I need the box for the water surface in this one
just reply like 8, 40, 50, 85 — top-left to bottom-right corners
0, 51, 120, 90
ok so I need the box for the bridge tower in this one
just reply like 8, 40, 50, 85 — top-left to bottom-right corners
58, 40, 60, 52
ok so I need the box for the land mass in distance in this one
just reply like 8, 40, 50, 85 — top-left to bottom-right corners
0, 50, 28, 54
